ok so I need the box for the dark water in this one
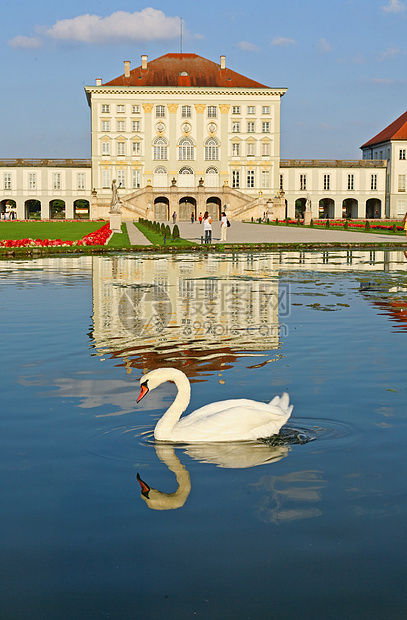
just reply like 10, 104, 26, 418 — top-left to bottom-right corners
1, 250, 407, 619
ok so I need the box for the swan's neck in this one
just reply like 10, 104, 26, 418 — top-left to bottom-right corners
154, 370, 191, 441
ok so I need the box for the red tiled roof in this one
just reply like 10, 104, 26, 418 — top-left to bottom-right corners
104, 53, 270, 89
361, 110, 407, 148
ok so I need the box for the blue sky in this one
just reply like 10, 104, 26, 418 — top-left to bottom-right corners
1, 0, 406, 159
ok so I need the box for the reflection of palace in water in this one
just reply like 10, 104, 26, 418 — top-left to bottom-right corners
90, 249, 407, 376
91, 253, 284, 376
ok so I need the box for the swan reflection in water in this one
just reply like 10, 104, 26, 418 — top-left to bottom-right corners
137, 441, 289, 510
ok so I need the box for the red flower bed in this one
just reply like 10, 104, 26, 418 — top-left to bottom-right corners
0, 223, 112, 248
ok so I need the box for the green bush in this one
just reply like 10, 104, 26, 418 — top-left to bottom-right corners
392, 223, 397, 233
172, 224, 180, 239
165, 224, 171, 238
325, 219, 330, 228
365, 220, 370, 231
310, 219, 314, 227
344, 220, 349, 230
160, 223, 166, 235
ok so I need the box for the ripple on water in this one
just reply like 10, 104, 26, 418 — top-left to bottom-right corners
84, 417, 354, 463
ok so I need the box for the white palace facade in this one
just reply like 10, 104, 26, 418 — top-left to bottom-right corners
1, 53, 406, 221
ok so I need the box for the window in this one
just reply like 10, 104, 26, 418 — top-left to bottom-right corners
29, 173, 36, 190
77, 173, 85, 190
117, 141, 125, 156
348, 174, 354, 190
207, 106, 217, 118
232, 121, 240, 132
181, 105, 192, 118
132, 105, 140, 114
102, 170, 110, 189
262, 106, 270, 114
247, 106, 255, 114
371, 174, 377, 190
102, 141, 110, 155
232, 170, 240, 188
4, 173, 11, 190
153, 137, 168, 160
232, 142, 240, 157
178, 137, 194, 160
323, 174, 330, 190
232, 106, 241, 114
132, 120, 141, 132
102, 120, 110, 132
117, 170, 125, 188
247, 121, 255, 133
132, 142, 141, 156
400, 149, 406, 160
398, 174, 406, 192
247, 169, 255, 188
204, 138, 219, 160
101, 104, 110, 113
247, 142, 255, 156
261, 142, 270, 156
300, 174, 307, 190
117, 120, 125, 132
262, 122, 270, 133
261, 170, 270, 188
280, 174, 284, 190
132, 169, 141, 189
117, 105, 125, 113
156, 105, 165, 118
53, 173, 61, 190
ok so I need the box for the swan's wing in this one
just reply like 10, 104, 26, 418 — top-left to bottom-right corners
173, 399, 292, 442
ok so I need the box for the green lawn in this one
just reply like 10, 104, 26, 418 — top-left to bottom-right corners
106, 223, 132, 247
0, 221, 104, 241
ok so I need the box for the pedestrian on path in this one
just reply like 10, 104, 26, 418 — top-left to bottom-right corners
403, 211, 407, 238
220, 211, 228, 242
203, 211, 212, 243
198, 212, 202, 224
172, 211, 177, 224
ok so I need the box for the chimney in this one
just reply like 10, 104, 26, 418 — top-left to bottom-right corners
141, 55, 148, 70
124, 61, 130, 78
96, 78, 102, 86
220, 55, 226, 70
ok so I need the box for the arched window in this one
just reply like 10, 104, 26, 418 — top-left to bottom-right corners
178, 138, 194, 161
154, 166, 167, 175
153, 137, 168, 160
205, 138, 219, 161
153, 166, 168, 188
205, 167, 219, 188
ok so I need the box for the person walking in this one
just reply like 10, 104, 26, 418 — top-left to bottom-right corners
172, 211, 177, 224
220, 211, 228, 242
198, 212, 202, 224
403, 211, 407, 238
191, 212, 194, 224
203, 211, 212, 244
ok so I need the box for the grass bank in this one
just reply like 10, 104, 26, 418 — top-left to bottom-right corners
0, 221, 104, 241
135, 221, 195, 246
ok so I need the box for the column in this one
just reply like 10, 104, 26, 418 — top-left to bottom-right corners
219, 104, 230, 186
142, 103, 154, 185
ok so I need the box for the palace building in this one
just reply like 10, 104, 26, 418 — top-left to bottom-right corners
1, 52, 406, 221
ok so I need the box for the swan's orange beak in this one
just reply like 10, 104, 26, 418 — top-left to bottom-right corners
137, 382, 149, 403
137, 473, 150, 498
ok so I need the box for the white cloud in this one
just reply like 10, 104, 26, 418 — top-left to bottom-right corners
236, 41, 260, 52
271, 36, 296, 47
378, 46, 400, 60
46, 8, 182, 43
8, 35, 44, 49
382, 0, 407, 12
318, 38, 332, 53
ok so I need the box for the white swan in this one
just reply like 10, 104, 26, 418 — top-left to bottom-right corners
137, 368, 293, 442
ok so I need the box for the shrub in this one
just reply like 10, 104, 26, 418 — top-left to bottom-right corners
165, 225, 171, 238
160, 223, 166, 235
310, 219, 314, 227
392, 223, 397, 233
325, 219, 330, 228
275, 218, 279, 225
172, 224, 180, 239
297, 216, 301, 226
344, 220, 349, 230
365, 220, 370, 231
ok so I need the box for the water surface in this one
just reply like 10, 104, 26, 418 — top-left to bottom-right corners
1, 250, 407, 619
